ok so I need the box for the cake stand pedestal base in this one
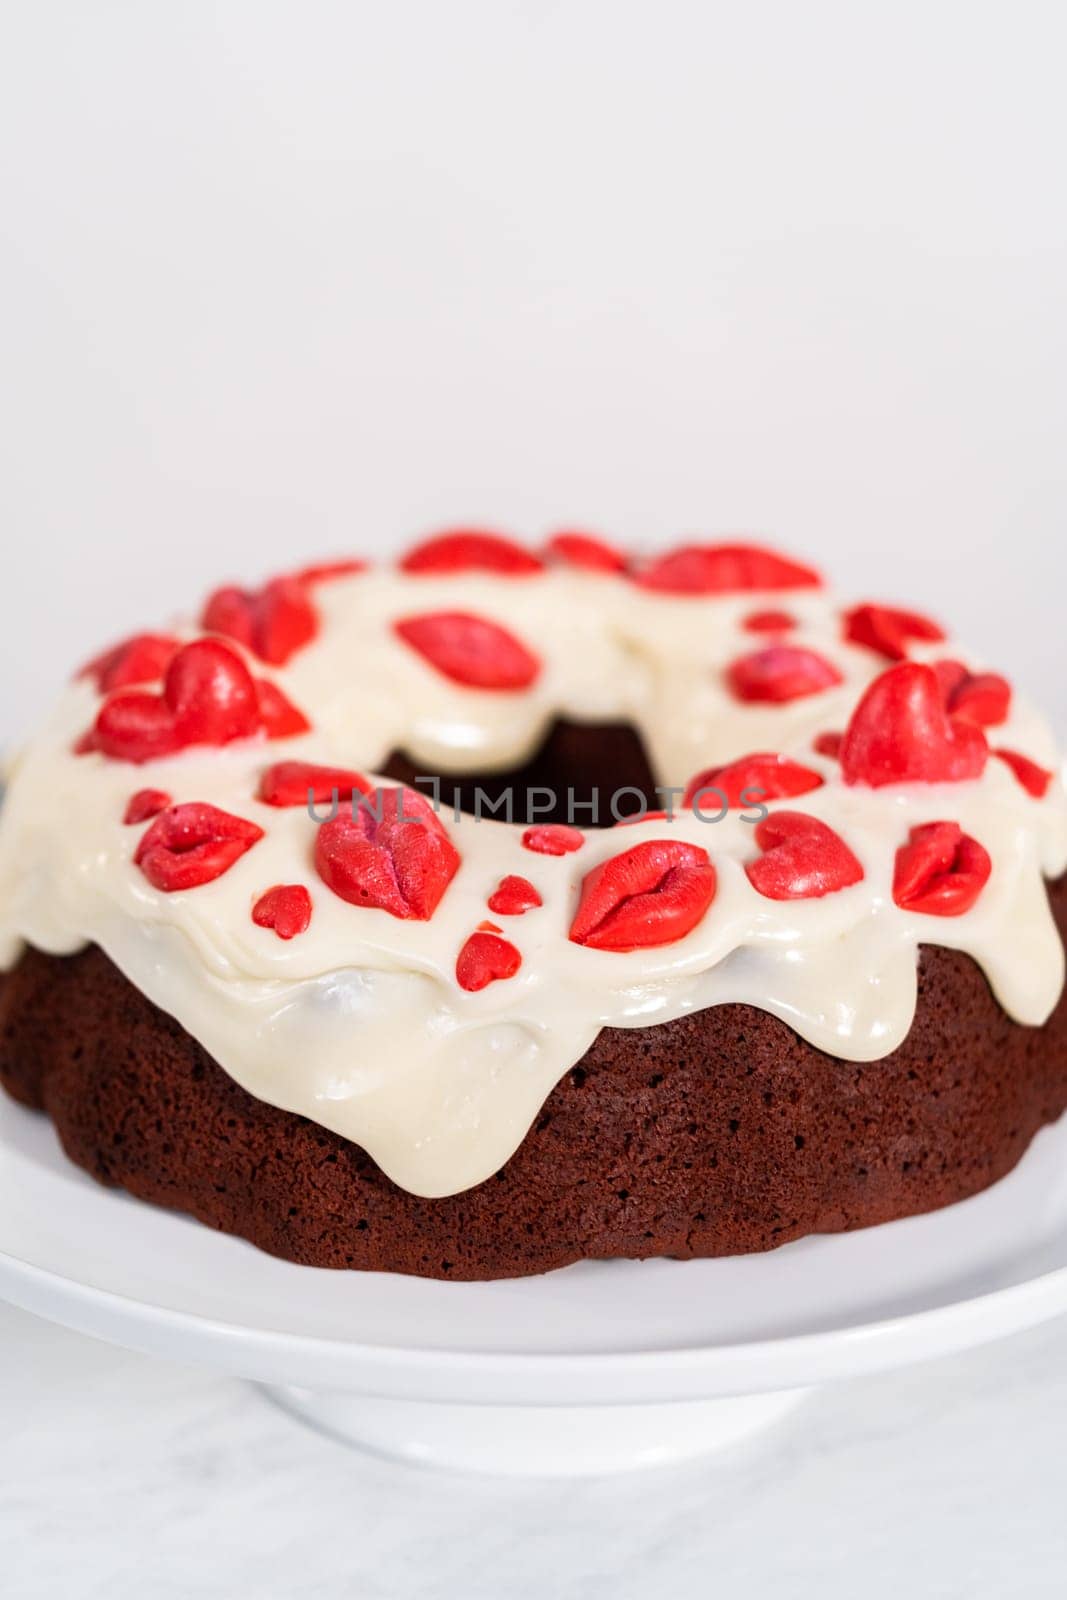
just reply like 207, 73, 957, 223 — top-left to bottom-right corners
258, 1383, 813, 1475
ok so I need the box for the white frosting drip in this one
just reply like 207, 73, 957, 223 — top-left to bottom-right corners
1, 567, 1064, 1197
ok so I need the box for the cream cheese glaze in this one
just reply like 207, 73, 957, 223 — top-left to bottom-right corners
1, 561, 1065, 1197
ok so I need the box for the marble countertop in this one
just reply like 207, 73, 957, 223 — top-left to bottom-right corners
3, 1300, 1066, 1598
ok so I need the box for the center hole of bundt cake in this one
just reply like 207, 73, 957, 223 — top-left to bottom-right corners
382, 718, 659, 827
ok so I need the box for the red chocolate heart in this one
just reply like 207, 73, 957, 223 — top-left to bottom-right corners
839, 663, 988, 788
456, 930, 523, 991
79, 632, 181, 694
251, 884, 313, 940
487, 875, 543, 915
932, 659, 1011, 727
745, 810, 864, 900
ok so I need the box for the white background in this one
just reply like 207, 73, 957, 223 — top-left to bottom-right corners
1, 2, 1065, 741
2, 4, 1067, 1594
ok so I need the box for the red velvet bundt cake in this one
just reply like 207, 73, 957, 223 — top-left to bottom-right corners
1, 531, 1064, 1279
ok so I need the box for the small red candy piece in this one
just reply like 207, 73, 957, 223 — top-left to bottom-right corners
839, 662, 988, 788
202, 576, 318, 666
134, 803, 264, 892
844, 602, 946, 662
314, 786, 460, 920
543, 531, 627, 572
569, 839, 717, 951
79, 632, 181, 694
254, 678, 312, 738
293, 558, 367, 585
400, 529, 543, 576
165, 638, 262, 745
812, 730, 843, 759
123, 788, 172, 825
456, 930, 522, 992
892, 821, 992, 916
487, 875, 543, 915
92, 692, 184, 763
932, 659, 1011, 727
741, 609, 796, 634
394, 611, 540, 690
252, 884, 313, 940
993, 748, 1053, 799
635, 542, 821, 595
522, 824, 584, 856
683, 752, 823, 812
745, 811, 864, 901
726, 645, 842, 704
258, 760, 371, 807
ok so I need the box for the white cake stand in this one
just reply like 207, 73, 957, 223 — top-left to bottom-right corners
3, 1093, 1067, 1476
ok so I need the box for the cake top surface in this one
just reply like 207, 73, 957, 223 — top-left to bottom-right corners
1, 531, 1064, 1197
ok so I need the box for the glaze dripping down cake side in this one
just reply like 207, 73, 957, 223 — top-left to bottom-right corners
0, 531, 1064, 1278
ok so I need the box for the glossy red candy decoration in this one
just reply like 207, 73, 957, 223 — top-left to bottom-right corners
741, 609, 796, 634
456, 931, 523, 991
123, 788, 172, 825
314, 786, 460, 920
844, 603, 946, 662
892, 821, 992, 916
134, 803, 264, 892
254, 678, 312, 738
569, 839, 717, 951
726, 645, 843, 704
91, 692, 185, 764
635, 543, 821, 595
165, 638, 262, 745
487, 875, 543, 915
993, 748, 1054, 799
745, 811, 864, 901
79, 633, 181, 694
812, 730, 843, 759
85, 640, 278, 763
683, 752, 823, 812
201, 576, 317, 666
543, 531, 627, 572
400, 529, 543, 576
251, 884, 313, 940
258, 760, 371, 807
932, 659, 1011, 728
394, 611, 540, 690
522, 824, 584, 856
839, 662, 988, 788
